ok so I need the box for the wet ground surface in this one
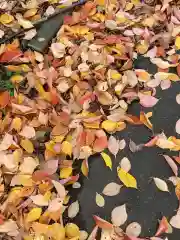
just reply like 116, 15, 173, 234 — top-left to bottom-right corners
69, 59, 180, 239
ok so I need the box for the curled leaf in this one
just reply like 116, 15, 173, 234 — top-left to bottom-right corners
162, 155, 178, 176
51, 180, 66, 199
81, 159, 89, 177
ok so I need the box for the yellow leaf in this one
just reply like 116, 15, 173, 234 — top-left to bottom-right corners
101, 152, 112, 170
175, 36, 180, 50
49, 223, 65, 240
10, 75, 24, 84
60, 167, 73, 179
81, 159, 89, 177
26, 208, 42, 222
95, 192, 105, 207
101, 120, 117, 132
20, 139, 34, 153
117, 167, 137, 188
61, 141, 72, 156
110, 70, 122, 81
11, 117, 22, 131
95, 0, 105, 5
0, 14, 14, 24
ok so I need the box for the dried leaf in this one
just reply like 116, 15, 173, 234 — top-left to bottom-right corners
42, 159, 59, 175
153, 178, 169, 192
68, 200, 80, 218
101, 152, 112, 170
162, 155, 178, 176
111, 204, 127, 226
0, 91, 10, 109
117, 167, 137, 189
120, 157, 131, 172
19, 157, 38, 174
30, 194, 49, 207
51, 180, 66, 199
19, 126, 36, 139
138, 93, 159, 108
102, 182, 122, 196
23, 29, 37, 40
18, 18, 34, 29
126, 222, 141, 237
95, 193, 105, 207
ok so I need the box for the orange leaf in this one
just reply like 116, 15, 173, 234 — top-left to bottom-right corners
32, 170, 50, 182
140, 111, 153, 130
0, 91, 10, 109
86, 130, 95, 146
50, 88, 59, 105
175, 182, 180, 200
93, 215, 113, 230
173, 156, 180, 164
93, 136, 108, 152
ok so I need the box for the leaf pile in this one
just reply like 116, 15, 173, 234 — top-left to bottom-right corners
1, 0, 180, 239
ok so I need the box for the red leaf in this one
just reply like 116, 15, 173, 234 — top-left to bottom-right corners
93, 136, 108, 152
0, 49, 22, 63
0, 91, 10, 109
155, 216, 168, 237
173, 156, 180, 164
144, 136, 158, 147
93, 215, 113, 230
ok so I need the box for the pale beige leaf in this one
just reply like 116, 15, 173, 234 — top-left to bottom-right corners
68, 200, 80, 218
19, 126, 36, 139
126, 222, 141, 237
19, 157, 39, 174
153, 177, 169, 192
30, 194, 49, 206
120, 157, 131, 172
102, 182, 122, 196
111, 204, 127, 226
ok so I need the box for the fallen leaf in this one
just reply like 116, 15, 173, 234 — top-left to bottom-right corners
111, 204, 127, 226
176, 93, 180, 105
117, 167, 137, 188
93, 215, 113, 229
93, 136, 108, 152
96, 193, 105, 207
68, 200, 80, 218
155, 216, 169, 237
108, 136, 120, 157
51, 180, 66, 199
102, 182, 122, 196
153, 178, 169, 192
30, 194, 49, 207
119, 139, 126, 150
19, 126, 36, 139
120, 157, 131, 172
0, 91, 10, 109
18, 18, 34, 29
20, 139, 34, 153
23, 29, 37, 40
162, 155, 178, 176
138, 93, 159, 108
19, 157, 38, 174
101, 152, 112, 170
81, 159, 89, 177
129, 139, 143, 153
126, 222, 141, 237
170, 213, 180, 229
26, 208, 42, 222
175, 119, 180, 134
42, 159, 59, 175
160, 80, 171, 90
61, 141, 72, 156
